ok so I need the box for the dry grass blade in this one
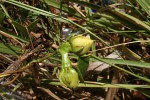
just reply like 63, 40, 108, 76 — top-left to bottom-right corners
1, 73, 20, 87
37, 86, 61, 100
0, 45, 44, 82
0, 54, 14, 63
0, 31, 24, 47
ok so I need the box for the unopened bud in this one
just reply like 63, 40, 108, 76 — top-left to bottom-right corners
69, 35, 93, 55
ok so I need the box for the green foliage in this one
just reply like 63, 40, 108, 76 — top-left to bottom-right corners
0, 10, 5, 24
0, 42, 22, 55
0, 0, 150, 99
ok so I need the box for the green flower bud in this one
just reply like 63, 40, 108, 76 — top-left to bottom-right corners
59, 67, 79, 88
69, 35, 93, 55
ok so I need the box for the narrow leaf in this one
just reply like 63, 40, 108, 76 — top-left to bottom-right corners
98, 58, 150, 69
0, 42, 22, 55
136, 0, 150, 17
107, 8, 150, 31
76, 56, 89, 83
28, 19, 40, 32
12, 21, 29, 38
77, 56, 89, 76
0, 10, 5, 24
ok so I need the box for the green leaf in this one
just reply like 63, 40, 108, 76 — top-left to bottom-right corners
28, 19, 40, 32
0, 10, 5, 24
12, 21, 29, 39
77, 56, 89, 76
76, 56, 89, 83
0, 42, 22, 55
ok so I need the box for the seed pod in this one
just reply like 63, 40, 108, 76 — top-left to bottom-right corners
59, 67, 79, 88
69, 35, 93, 55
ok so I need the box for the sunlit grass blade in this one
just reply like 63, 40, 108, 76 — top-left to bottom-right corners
136, 0, 150, 18
97, 58, 150, 69
107, 8, 150, 31
90, 55, 150, 83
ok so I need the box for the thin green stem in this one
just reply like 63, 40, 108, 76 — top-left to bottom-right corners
40, 79, 150, 89
36, 51, 58, 62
